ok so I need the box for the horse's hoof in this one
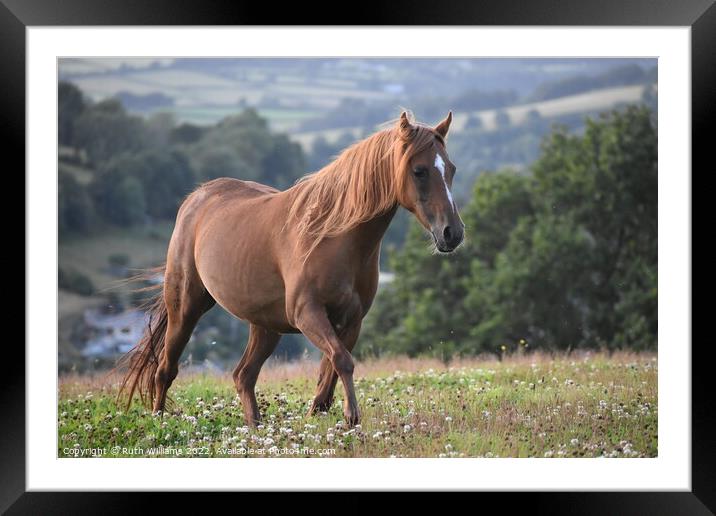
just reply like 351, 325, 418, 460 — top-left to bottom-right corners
243, 413, 262, 428
308, 399, 333, 416
343, 409, 361, 427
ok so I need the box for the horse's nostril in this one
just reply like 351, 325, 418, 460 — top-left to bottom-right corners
443, 226, 452, 242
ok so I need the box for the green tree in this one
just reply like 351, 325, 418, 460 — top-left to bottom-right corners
58, 82, 86, 147
530, 106, 657, 349
139, 149, 196, 219
170, 123, 206, 145
111, 176, 146, 226
91, 148, 196, 223
58, 170, 94, 235
144, 111, 176, 148
198, 148, 252, 181
73, 99, 147, 165
261, 133, 306, 189
190, 108, 306, 189
91, 158, 147, 226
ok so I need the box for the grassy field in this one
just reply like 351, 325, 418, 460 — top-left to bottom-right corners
58, 352, 657, 458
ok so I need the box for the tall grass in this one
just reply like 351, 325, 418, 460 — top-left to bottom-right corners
58, 351, 657, 458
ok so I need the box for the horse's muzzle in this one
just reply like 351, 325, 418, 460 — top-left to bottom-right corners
433, 224, 464, 253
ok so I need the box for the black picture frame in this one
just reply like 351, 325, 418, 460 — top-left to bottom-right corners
5, 0, 708, 512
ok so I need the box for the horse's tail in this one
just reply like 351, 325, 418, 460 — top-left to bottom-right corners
115, 265, 168, 410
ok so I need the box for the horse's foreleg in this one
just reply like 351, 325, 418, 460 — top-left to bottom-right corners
232, 324, 281, 426
295, 304, 361, 426
309, 321, 361, 415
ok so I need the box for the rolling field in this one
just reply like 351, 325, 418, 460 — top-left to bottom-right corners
168, 106, 323, 129
58, 352, 657, 458
66, 65, 391, 128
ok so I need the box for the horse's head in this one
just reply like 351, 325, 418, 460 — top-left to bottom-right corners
397, 111, 464, 253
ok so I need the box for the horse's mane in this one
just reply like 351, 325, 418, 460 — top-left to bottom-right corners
287, 117, 440, 259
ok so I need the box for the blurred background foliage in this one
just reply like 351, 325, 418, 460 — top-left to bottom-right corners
360, 106, 657, 360
57, 58, 657, 372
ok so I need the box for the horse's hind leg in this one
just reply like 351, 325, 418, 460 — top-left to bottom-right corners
153, 269, 215, 414
292, 302, 361, 426
232, 324, 281, 426
309, 321, 361, 415
310, 359, 339, 414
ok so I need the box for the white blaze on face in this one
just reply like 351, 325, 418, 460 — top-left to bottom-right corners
434, 151, 455, 209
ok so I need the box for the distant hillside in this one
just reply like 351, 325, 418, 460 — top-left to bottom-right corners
59, 58, 656, 130
290, 84, 654, 151
528, 63, 657, 102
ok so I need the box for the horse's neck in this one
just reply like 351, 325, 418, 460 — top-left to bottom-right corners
348, 204, 399, 259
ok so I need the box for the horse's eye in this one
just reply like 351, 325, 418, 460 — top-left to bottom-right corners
413, 166, 428, 178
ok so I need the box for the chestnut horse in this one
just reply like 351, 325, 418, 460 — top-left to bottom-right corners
120, 111, 464, 426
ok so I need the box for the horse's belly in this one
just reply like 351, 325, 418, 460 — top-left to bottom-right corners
196, 240, 292, 332
202, 268, 294, 331
242, 298, 299, 334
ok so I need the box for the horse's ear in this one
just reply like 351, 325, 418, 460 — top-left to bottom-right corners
398, 111, 414, 140
435, 111, 453, 139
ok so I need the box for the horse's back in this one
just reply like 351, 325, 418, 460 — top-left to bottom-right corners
172, 177, 279, 241
169, 177, 281, 272
196, 177, 279, 201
